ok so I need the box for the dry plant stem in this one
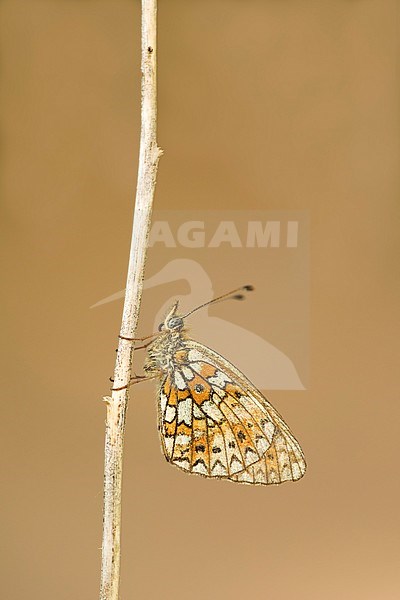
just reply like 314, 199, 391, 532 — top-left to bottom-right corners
99, 2, 162, 599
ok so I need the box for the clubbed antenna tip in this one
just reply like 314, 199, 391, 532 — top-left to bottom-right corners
182, 284, 255, 318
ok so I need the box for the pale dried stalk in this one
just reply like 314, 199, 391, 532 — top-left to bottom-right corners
99, 2, 162, 599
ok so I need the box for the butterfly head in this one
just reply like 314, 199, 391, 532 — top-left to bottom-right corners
158, 302, 185, 332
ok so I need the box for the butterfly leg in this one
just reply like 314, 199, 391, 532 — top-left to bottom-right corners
117, 332, 159, 352
110, 339, 153, 383
109, 373, 145, 383
119, 332, 158, 342
111, 373, 158, 392
114, 339, 154, 353
132, 341, 153, 351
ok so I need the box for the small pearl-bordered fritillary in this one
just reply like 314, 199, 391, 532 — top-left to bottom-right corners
118, 286, 307, 486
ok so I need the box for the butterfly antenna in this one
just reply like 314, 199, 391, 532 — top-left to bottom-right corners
182, 285, 254, 319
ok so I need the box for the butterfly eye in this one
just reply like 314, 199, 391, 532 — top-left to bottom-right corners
158, 323, 164, 331
167, 317, 183, 330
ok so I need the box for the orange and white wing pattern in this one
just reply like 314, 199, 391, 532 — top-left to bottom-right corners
157, 340, 306, 485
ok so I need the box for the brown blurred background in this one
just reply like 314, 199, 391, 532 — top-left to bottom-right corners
1, 1, 399, 599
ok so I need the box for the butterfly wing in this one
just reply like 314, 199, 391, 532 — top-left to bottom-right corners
229, 429, 306, 485
157, 340, 306, 485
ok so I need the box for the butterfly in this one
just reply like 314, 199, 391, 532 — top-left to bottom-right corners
120, 286, 307, 486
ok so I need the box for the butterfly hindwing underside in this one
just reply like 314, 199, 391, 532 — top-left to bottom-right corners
144, 307, 307, 486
